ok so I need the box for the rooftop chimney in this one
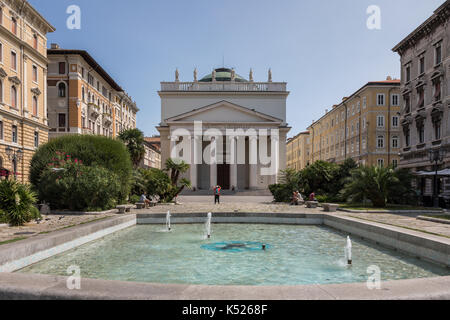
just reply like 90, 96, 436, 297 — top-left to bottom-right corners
342, 97, 348, 102
51, 43, 60, 49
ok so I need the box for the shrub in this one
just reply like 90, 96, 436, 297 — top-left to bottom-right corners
30, 135, 132, 202
129, 194, 141, 204
0, 179, 40, 226
36, 152, 121, 211
269, 184, 293, 202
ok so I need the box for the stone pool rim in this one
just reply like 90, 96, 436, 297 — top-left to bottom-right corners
0, 212, 449, 300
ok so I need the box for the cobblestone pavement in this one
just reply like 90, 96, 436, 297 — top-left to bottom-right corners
1, 196, 450, 243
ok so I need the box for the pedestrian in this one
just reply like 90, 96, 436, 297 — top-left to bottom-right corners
214, 185, 221, 204
309, 192, 317, 201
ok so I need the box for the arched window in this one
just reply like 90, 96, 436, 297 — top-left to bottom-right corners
10, 85, 17, 108
58, 82, 66, 97
32, 96, 38, 116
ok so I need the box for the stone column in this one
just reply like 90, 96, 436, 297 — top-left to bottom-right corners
170, 135, 177, 159
230, 136, 238, 190
210, 137, 217, 189
249, 135, 258, 189
271, 135, 280, 185
190, 136, 198, 190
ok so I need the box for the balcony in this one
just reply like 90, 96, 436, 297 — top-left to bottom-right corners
103, 113, 112, 127
160, 81, 287, 92
88, 103, 100, 119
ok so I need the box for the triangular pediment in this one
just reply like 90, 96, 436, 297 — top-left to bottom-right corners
166, 100, 282, 123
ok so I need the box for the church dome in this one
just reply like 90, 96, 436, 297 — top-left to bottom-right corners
199, 68, 248, 82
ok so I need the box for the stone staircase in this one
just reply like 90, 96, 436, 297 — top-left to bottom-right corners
180, 189, 272, 196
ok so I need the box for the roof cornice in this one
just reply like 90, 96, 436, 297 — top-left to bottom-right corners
392, 0, 450, 54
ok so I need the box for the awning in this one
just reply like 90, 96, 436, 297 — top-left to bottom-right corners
414, 168, 450, 177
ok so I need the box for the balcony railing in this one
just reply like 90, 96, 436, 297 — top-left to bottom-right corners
160, 81, 287, 92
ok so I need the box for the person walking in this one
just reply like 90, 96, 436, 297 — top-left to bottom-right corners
214, 185, 221, 204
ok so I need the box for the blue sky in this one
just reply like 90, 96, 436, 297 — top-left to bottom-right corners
30, 0, 445, 137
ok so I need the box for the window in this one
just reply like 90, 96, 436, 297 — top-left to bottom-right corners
10, 51, 16, 70
377, 159, 384, 167
417, 86, 425, 108
404, 127, 410, 147
377, 94, 385, 106
392, 116, 399, 127
0, 120, 3, 140
434, 120, 441, 140
392, 159, 398, 168
377, 115, 385, 127
12, 125, 17, 143
433, 78, 441, 102
0, 42, 3, 62
435, 43, 442, 65
58, 113, 66, 128
406, 65, 411, 82
82, 86, 85, 102
10, 85, 17, 108
88, 74, 94, 86
363, 117, 366, 129
59, 62, 66, 74
391, 94, 399, 106
418, 124, 425, 143
419, 56, 425, 75
97, 81, 100, 91
81, 67, 85, 78
32, 65, 38, 83
351, 105, 355, 115
11, 18, 17, 35
58, 82, 66, 97
33, 34, 38, 50
377, 136, 384, 148
404, 94, 411, 113
34, 131, 39, 148
392, 136, 399, 148
32, 96, 38, 116
362, 137, 366, 150
0, 8, 2, 25
363, 97, 367, 109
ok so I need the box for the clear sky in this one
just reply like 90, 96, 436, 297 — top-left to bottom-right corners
30, 0, 445, 137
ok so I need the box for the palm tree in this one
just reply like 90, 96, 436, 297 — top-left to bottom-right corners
118, 129, 145, 167
164, 158, 191, 199
341, 165, 399, 208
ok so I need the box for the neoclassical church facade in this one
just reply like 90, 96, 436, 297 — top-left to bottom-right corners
157, 68, 290, 191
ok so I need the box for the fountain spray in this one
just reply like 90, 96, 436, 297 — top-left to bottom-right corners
166, 211, 171, 231
346, 236, 352, 265
206, 212, 212, 239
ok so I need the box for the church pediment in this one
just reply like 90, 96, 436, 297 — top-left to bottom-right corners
165, 100, 282, 123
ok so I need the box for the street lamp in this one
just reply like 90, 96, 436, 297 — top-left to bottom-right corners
428, 148, 445, 208
5, 146, 23, 180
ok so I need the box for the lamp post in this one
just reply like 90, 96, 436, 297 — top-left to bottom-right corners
428, 148, 445, 208
5, 146, 23, 180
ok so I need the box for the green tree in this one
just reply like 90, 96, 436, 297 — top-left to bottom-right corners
341, 165, 399, 208
300, 161, 338, 196
118, 128, 145, 168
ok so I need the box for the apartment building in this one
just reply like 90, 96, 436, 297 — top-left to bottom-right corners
286, 131, 310, 170
140, 136, 161, 169
307, 78, 401, 167
0, 0, 54, 182
393, 0, 449, 203
47, 45, 138, 139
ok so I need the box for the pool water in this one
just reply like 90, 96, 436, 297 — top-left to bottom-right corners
18, 224, 450, 285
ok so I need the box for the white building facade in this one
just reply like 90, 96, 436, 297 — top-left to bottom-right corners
157, 68, 290, 191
